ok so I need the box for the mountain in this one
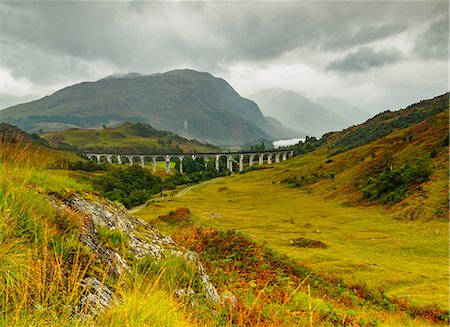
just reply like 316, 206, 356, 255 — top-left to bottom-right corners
0, 94, 39, 110
264, 115, 306, 139
0, 69, 300, 146
247, 89, 351, 137
43, 121, 220, 154
316, 96, 371, 125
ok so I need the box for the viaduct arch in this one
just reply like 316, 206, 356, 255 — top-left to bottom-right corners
86, 150, 296, 174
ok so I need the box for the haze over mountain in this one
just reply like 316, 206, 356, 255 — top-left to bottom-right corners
0, 69, 302, 146
248, 89, 359, 137
315, 96, 371, 125
0, 94, 39, 110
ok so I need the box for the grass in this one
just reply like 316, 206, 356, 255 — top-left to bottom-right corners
0, 140, 196, 326
137, 170, 448, 307
136, 112, 449, 314
1, 107, 447, 325
43, 121, 219, 154
96, 270, 197, 327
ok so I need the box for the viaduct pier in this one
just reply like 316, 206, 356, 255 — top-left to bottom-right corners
86, 150, 296, 174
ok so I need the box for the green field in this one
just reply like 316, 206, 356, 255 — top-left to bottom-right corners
136, 156, 448, 309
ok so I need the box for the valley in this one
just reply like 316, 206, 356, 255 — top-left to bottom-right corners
0, 91, 448, 326
1, 2, 448, 326
136, 157, 448, 307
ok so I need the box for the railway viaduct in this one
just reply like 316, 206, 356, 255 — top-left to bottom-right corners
86, 150, 296, 174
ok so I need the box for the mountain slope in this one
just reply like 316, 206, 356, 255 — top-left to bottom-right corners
0, 69, 299, 146
325, 92, 449, 153
135, 93, 449, 317
43, 121, 220, 154
247, 89, 351, 137
316, 96, 371, 124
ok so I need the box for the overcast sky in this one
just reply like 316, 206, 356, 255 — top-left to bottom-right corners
0, 1, 448, 113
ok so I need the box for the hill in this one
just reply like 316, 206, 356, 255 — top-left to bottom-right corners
0, 122, 50, 147
325, 92, 449, 154
247, 89, 352, 137
316, 96, 371, 124
134, 93, 449, 324
43, 121, 220, 154
0, 69, 301, 146
1, 93, 448, 326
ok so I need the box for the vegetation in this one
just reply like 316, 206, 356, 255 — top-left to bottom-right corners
136, 102, 449, 325
0, 122, 50, 146
241, 139, 275, 151
1, 93, 448, 326
91, 165, 164, 208
65, 156, 226, 209
362, 158, 432, 204
328, 93, 448, 154
0, 137, 206, 326
43, 121, 220, 154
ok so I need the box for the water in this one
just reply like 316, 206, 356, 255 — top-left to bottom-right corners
273, 138, 305, 149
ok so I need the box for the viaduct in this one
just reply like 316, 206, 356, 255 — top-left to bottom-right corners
85, 150, 296, 174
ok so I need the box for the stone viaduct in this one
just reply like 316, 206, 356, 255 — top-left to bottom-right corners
85, 150, 296, 174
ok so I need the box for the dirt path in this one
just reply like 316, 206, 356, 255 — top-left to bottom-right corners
128, 177, 223, 214
174, 177, 223, 198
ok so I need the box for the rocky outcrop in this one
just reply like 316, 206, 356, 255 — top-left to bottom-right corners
51, 193, 220, 314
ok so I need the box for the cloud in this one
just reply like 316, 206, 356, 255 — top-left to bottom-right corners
325, 46, 403, 73
414, 14, 449, 60
0, 1, 447, 113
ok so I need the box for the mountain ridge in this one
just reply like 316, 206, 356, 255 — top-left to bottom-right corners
0, 69, 302, 146
247, 88, 370, 137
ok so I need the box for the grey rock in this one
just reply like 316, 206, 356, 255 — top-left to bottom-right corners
51, 193, 221, 313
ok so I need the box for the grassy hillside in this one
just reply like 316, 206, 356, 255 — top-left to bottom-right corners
0, 136, 220, 326
1, 94, 448, 325
134, 100, 449, 324
326, 93, 448, 154
43, 121, 220, 154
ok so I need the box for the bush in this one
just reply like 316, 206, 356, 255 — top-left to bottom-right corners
362, 158, 431, 204
93, 165, 162, 208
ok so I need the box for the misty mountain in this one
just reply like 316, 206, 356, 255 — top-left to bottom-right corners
248, 89, 360, 137
0, 69, 300, 146
0, 94, 40, 110
315, 97, 371, 125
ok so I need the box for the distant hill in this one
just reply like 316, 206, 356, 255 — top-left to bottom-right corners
316, 96, 371, 125
43, 122, 221, 154
0, 69, 301, 146
247, 89, 351, 137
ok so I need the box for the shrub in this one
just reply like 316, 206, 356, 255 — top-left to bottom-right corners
93, 165, 162, 208
158, 208, 192, 225
362, 158, 431, 204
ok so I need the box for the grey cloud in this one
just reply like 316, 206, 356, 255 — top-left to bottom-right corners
414, 14, 449, 60
325, 47, 403, 72
0, 1, 445, 83
0, 0, 447, 113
